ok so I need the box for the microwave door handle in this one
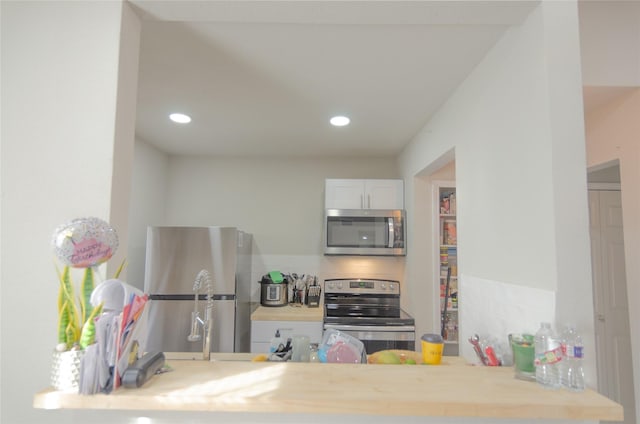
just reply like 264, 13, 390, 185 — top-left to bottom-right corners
388, 218, 394, 248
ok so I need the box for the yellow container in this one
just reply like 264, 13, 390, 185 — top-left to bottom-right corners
421, 333, 444, 365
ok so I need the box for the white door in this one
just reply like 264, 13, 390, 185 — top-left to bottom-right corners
589, 190, 635, 424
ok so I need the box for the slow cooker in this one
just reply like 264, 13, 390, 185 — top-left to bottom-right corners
260, 271, 288, 307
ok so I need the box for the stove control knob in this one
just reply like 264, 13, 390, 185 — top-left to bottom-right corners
389, 283, 395, 291
381, 283, 387, 290
336, 282, 343, 289
327, 282, 334, 290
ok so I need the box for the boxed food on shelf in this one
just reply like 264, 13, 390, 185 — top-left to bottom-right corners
442, 220, 457, 245
436, 183, 458, 355
440, 191, 456, 215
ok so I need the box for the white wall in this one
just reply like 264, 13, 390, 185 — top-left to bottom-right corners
106, 4, 142, 279
400, 2, 595, 378
403, 4, 557, 291
127, 138, 170, 291
1, 1, 140, 423
584, 89, 640, 419
149, 155, 405, 301
163, 156, 398, 253
406, 160, 455, 341
2, 1, 624, 423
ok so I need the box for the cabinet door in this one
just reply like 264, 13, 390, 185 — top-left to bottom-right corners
325, 179, 366, 209
251, 341, 271, 354
325, 179, 404, 209
365, 180, 404, 209
250, 320, 323, 353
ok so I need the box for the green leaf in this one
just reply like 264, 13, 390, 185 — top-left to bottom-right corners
79, 302, 103, 349
54, 258, 128, 350
80, 267, 94, 324
65, 320, 77, 350
58, 301, 70, 344
57, 266, 80, 346
113, 258, 127, 279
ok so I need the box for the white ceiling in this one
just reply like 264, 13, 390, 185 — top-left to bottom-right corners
131, 1, 551, 157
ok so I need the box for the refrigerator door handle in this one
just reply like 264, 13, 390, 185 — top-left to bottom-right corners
149, 294, 236, 301
214, 294, 236, 301
149, 294, 198, 301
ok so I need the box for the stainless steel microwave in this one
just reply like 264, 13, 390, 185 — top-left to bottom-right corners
324, 209, 406, 256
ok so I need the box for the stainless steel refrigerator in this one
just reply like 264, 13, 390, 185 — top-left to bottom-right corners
143, 226, 253, 353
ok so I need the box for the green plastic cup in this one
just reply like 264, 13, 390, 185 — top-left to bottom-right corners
510, 333, 535, 381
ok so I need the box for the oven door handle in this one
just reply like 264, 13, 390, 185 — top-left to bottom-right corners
323, 324, 416, 332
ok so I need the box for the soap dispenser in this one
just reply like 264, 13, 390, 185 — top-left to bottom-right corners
270, 330, 284, 354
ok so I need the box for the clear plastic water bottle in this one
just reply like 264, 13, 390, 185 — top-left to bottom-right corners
534, 322, 561, 389
559, 325, 573, 387
309, 343, 321, 363
561, 324, 585, 392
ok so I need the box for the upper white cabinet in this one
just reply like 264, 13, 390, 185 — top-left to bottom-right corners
325, 179, 404, 209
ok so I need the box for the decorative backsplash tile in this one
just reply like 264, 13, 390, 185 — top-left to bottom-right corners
459, 275, 556, 364
250, 254, 405, 302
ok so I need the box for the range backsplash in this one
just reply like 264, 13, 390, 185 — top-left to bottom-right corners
250, 254, 405, 303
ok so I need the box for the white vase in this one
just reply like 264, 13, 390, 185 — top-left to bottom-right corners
50, 349, 84, 392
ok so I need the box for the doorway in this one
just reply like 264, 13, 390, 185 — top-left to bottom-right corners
588, 162, 636, 424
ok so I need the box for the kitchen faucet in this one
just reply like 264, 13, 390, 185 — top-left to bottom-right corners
187, 269, 213, 360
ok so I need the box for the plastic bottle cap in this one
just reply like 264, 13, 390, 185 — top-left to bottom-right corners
421, 333, 443, 343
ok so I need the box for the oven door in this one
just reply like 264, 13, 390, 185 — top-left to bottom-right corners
324, 294, 400, 319
323, 324, 415, 354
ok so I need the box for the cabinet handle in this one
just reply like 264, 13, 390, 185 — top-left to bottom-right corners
597, 314, 605, 322
367, 194, 371, 209
360, 194, 364, 209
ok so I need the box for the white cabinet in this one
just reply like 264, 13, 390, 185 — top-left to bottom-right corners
250, 320, 323, 354
325, 179, 404, 209
433, 181, 458, 356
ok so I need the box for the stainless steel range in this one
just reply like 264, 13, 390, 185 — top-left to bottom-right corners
323, 278, 415, 354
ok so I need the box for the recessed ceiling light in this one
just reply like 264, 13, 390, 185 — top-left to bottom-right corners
169, 113, 191, 124
330, 115, 350, 127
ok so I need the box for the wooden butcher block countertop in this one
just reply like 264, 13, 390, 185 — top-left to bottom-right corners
251, 304, 323, 321
34, 355, 623, 420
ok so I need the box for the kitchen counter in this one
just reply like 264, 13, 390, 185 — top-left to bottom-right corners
251, 304, 323, 322
33, 355, 622, 421
163, 351, 257, 361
